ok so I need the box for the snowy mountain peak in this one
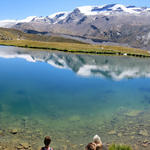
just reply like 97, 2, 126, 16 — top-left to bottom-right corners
76, 4, 149, 15
0, 4, 150, 28
19, 16, 37, 22
0, 16, 37, 28
49, 12, 69, 19
77, 6, 94, 15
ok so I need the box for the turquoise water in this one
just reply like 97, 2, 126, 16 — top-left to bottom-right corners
0, 46, 150, 149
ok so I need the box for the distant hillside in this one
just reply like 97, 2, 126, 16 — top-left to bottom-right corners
0, 28, 85, 44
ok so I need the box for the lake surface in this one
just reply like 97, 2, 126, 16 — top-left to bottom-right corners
0, 46, 150, 150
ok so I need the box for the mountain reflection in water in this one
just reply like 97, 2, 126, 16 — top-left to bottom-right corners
1, 46, 150, 150
0, 46, 150, 80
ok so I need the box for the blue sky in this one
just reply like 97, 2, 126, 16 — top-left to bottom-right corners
1, 0, 150, 20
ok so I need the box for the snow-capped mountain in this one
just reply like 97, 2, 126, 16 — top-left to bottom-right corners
1, 4, 150, 27
77, 4, 150, 15
0, 12, 70, 27
0, 16, 36, 27
0, 4, 150, 50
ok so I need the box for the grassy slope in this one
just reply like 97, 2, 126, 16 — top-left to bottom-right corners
0, 39, 150, 58
0, 27, 84, 44
0, 27, 150, 58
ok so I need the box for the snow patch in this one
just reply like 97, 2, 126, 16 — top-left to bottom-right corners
0, 52, 35, 62
49, 12, 69, 19
19, 16, 36, 22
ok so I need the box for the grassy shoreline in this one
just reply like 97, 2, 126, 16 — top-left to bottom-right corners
0, 40, 150, 58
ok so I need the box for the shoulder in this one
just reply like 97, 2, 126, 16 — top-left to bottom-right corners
102, 144, 108, 150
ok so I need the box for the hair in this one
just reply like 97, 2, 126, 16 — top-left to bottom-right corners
93, 135, 102, 144
44, 136, 51, 147
86, 143, 96, 150
96, 146, 102, 150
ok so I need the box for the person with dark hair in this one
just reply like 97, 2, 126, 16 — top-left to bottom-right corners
85, 142, 96, 150
96, 146, 102, 150
41, 136, 53, 150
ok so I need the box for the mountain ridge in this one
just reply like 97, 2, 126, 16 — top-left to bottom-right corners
0, 4, 150, 50
1, 4, 150, 26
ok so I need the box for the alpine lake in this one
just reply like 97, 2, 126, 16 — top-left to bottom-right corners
0, 46, 150, 150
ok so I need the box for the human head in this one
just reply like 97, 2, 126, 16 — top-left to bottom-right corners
93, 135, 102, 145
44, 136, 51, 147
86, 143, 96, 150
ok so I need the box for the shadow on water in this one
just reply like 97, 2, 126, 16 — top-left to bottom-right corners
139, 87, 150, 93
141, 95, 150, 104
16, 89, 27, 96
0, 85, 5, 96
9, 95, 32, 116
0, 104, 2, 112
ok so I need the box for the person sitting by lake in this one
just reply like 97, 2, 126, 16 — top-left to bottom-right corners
41, 136, 53, 150
93, 135, 102, 148
93, 135, 108, 150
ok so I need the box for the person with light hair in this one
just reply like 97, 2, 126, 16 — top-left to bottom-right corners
85, 135, 107, 150
93, 135, 103, 150
93, 135, 108, 150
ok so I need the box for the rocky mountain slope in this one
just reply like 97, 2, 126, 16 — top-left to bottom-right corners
0, 4, 150, 50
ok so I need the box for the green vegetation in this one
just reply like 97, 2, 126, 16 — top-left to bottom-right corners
0, 27, 84, 44
0, 39, 150, 58
109, 144, 132, 150
0, 27, 150, 58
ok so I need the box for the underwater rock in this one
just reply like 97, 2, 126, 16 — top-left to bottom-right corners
125, 110, 143, 117
108, 130, 116, 135
21, 142, 30, 149
69, 115, 80, 121
130, 136, 134, 139
66, 140, 70, 143
139, 129, 148, 136
0, 130, 3, 135
62, 145, 67, 150
10, 129, 18, 134
117, 133, 122, 137
130, 132, 136, 135
16, 145, 23, 149
72, 144, 77, 149
19, 142, 31, 149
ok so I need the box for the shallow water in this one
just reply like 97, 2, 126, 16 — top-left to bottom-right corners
0, 46, 150, 149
